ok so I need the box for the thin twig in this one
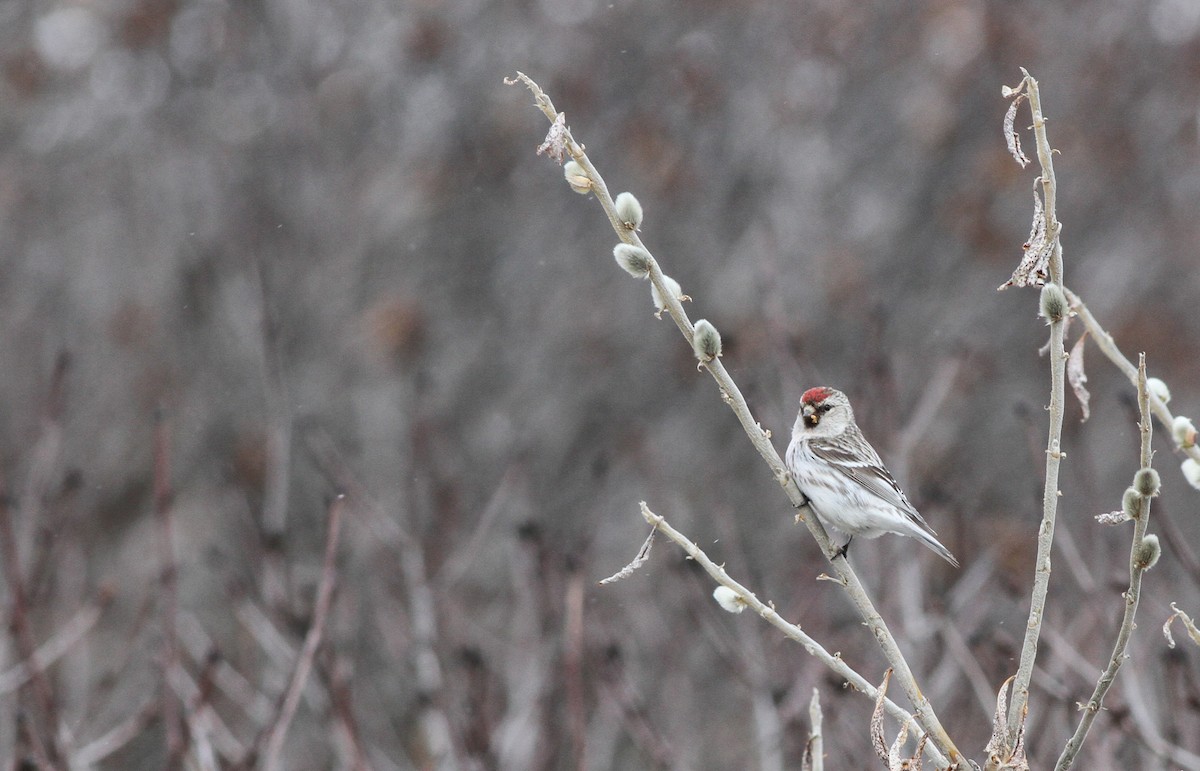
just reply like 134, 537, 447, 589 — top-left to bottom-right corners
325, 656, 374, 771
166, 661, 245, 762
261, 494, 345, 771
0, 591, 111, 694
1065, 287, 1200, 467
301, 428, 457, 767
69, 699, 159, 767
254, 259, 293, 612
564, 563, 587, 770
1055, 356, 1157, 770
638, 503, 950, 770
807, 688, 824, 771
153, 411, 184, 766
176, 612, 276, 724
0, 479, 62, 768
509, 72, 961, 767
1007, 68, 1067, 745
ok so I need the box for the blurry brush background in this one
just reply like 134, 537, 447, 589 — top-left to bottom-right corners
1, 0, 1199, 767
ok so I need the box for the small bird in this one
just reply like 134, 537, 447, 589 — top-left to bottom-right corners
785, 387, 959, 567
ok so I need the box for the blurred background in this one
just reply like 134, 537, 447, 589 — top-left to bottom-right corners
3, 0, 1200, 767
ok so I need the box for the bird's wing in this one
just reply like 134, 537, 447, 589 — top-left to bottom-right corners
807, 438, 939, 535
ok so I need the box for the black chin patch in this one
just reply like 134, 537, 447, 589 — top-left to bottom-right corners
804, 413, 819, 428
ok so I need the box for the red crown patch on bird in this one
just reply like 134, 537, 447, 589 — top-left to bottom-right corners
801, 387, 834, 405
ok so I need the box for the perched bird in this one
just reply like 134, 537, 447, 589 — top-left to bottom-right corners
785, 387, 959, 566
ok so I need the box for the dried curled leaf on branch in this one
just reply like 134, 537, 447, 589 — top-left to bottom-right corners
536, 112, 569, 164
1163, 603, 1200, 649
870, 669, 930, 771
1003, 92, 1030, 168
1067, 332, 1090, 422
999, 181, 1051, 290
983, 677, 1028, 771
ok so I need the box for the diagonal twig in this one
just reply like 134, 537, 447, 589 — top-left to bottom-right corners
509, 71, 961, 767
260, 494, 345, 770
638, 502, 950, 769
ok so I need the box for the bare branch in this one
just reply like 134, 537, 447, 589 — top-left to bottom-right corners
638, 503, 949, 769
153, 410, 184, 765
509, 72, 962, 766
805, 688, 824, 771
1006, 68, 1068, 746
1065, 286, 1200, 470
0, 591, 111, 694
598, 529, 655, 585
0, 480, 63, 767
1055, 355, 1158, 770
261, 495, 345, 771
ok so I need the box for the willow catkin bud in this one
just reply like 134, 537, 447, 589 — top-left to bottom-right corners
1039, 283, 1067, 323
613, 243, 652, 278
1122, 487, 1141, 519
1172, 416, 1196, 448
563, 160, 591, 194
1134, 467, 1161, 498
652, 274, 682, 316
692, 319, 722, 362
1182, 458, 1200, 490
1147, 377, 1171, 404
614, 192, 643, 231
1134, 534, 1161, 571
712, 586, 746, 614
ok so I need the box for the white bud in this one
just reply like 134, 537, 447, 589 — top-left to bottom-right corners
613, 243, 652, 278
1039, 283, 1067, 323
1173, 416, 1196, 449
1134, 534, 1161, 571
1147, 377, 1171, 404
713, 586, 746, 614
563, 160, 591, 194
614, 192, 643, 231
692, 319, 722, 363
1134, 467, 1161, 498
1182, 458, 1200, 490
652, 274, 682, 316
1122, 487, 1141, 519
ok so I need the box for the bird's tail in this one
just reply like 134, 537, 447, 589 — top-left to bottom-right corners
915, 529, 959, 567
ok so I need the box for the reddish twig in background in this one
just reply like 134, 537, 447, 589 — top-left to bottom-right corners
0, 481, 62, 768
324, 654, 373, 771
254, 259, 294, 613
563, 561, 587, 770
260, 494, 345, 771
70, 698, 160, 767
17, 352, 69, 587
0, 588, 112, 695
153, 409, 184, 766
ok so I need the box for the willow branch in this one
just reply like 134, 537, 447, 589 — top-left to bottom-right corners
807, 688, 824, 771
639, 503, 949, 769
1065, 288, 1200, 466
1007, 68, 1067, 744
508, 71, 961, 767
1055, 356, 1157, 770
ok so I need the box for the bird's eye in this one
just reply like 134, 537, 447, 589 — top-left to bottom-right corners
819, 404, 832, 413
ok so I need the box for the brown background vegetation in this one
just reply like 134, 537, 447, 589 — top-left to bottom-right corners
3, 0, 1200, 767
